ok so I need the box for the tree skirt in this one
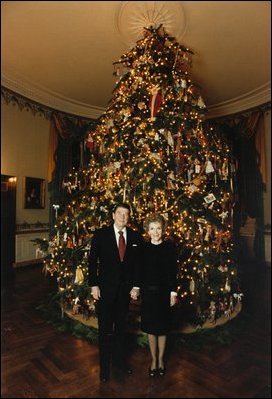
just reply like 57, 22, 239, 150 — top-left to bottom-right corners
64, 301, 242, 334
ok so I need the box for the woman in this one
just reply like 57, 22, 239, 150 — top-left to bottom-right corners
131, 214, 178, 377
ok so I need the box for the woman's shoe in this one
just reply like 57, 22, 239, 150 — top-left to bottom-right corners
149, 368, 157, 377
158, 367, 166, 376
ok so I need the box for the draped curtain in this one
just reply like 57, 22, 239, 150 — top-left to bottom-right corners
47, 113, 96, 233
205, 105, 270, 262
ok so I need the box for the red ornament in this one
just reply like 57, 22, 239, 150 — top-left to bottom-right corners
149, 87, 162, 119
85, 132, 95, 151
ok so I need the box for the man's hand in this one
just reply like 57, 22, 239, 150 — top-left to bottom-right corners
91, 286, 101, 301
170, 292, 177, 307
130, 287, 140, 301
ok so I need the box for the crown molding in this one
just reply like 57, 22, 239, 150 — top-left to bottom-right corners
1, 74, 105, 119
206, 82, 271, 119
2, 73, 270, 121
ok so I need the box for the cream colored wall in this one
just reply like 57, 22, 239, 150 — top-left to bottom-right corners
1, 100, 50, 224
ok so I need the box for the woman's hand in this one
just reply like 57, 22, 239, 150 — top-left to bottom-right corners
91, 286, 101, 301
130, 287, 140, 301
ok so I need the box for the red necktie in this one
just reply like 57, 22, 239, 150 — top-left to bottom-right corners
118, 231, 126, 261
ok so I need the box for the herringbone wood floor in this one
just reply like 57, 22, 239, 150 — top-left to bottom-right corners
1, 263, 271, 398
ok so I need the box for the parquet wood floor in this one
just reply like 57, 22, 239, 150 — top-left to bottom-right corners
1, 263, 271, 398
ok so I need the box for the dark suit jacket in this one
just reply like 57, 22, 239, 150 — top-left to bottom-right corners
88, 225, 142, 293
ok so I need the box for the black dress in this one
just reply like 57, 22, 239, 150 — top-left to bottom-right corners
137, 240, 178, 335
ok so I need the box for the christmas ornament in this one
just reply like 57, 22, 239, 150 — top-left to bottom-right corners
166, 130, 174, 147
72, 297, 81, 314
221, 160, 229, 180
194, 158, 201, 173
52, 204, 60, 219
204, 193, 216, 203
197, 96, 206, 108
74, 266, 84, 284
218, 265, 228, 272
137, 101, 146, 110
209, 301, 216, 322
219, 210, 229, 223
85, 132, 95, 151
224, 278, 231, 292
205, 159, 215, 174
149, 85, 162, 120
233, 293, 244, 301
189, 278, 195, 292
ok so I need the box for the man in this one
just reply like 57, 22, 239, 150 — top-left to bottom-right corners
88, 203, 142, 382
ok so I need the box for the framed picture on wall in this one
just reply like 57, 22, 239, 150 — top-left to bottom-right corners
24, 177, 45, 209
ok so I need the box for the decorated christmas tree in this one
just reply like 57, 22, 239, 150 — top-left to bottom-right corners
39, 25, 242, 329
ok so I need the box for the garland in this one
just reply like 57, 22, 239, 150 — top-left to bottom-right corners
1, 85, 92, 123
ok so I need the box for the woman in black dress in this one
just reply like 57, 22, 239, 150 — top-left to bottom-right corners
131, 214, 178, 377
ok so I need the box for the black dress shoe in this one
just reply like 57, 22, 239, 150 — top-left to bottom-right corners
99, 370, 110, 382
158, 367, 166, 376
149, 368, 157, 377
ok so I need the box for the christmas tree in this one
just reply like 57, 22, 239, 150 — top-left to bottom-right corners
40, 25, 242, 329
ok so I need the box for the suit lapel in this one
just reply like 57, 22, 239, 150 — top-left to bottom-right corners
109, 225, 120, 261
123, 228, 132, 261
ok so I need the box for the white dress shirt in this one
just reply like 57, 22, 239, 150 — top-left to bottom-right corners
113, 224, 127, 247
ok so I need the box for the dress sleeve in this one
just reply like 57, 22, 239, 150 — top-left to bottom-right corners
168, 241, 178, 291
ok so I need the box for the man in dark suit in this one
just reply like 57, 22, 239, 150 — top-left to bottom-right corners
88, 203, 142, 382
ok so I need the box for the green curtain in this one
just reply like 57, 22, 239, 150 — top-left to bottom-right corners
48, 114, 96, 234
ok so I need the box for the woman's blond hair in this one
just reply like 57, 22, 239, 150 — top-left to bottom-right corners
143, 214, 167, 232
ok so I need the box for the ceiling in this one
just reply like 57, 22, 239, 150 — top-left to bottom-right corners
1, 1, 271, 119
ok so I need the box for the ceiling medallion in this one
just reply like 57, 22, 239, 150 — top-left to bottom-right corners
115, 1, 187, 47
